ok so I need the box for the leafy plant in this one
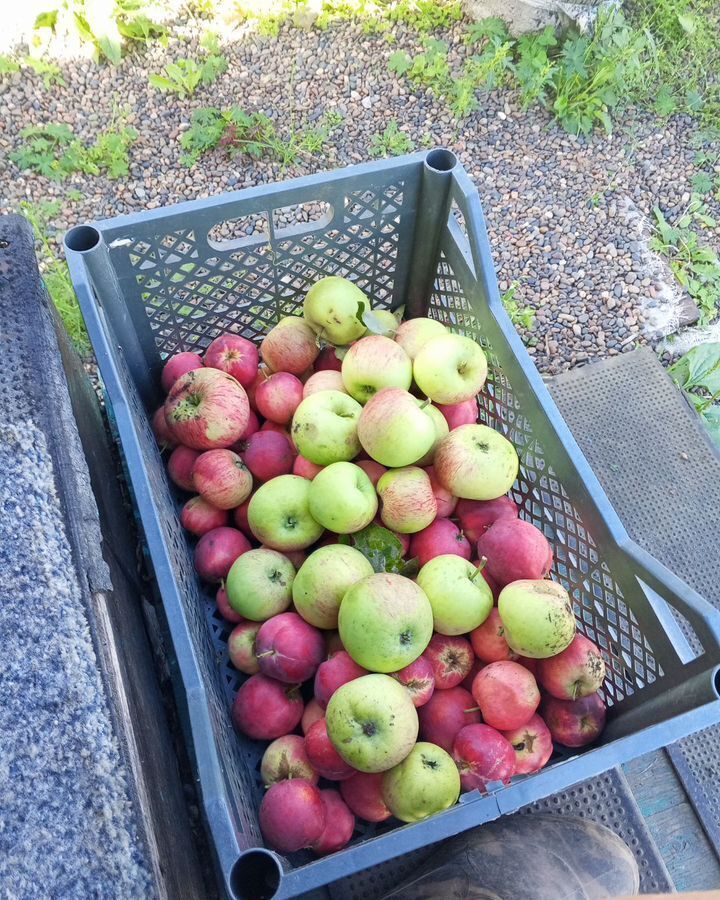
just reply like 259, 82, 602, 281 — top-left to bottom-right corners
20, 200, 90, 355
501, 282, 535, 330
149, 50, 228, 96
669, 343, 720, 445
23, 56, 65, 87
369, 120, 415, 157
11, 123, 137, 181
0, 54, 21, 75
651, 196, 720, 324
388, 0, 462, 32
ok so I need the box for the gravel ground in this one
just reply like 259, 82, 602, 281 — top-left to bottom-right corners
1, 15, 718, 374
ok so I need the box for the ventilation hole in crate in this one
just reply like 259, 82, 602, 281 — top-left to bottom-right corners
272, 201, 333, 237
208, 213, 270, 251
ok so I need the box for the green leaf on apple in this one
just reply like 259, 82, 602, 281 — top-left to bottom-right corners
362, 307, 395, 336
347, 523, 412, 574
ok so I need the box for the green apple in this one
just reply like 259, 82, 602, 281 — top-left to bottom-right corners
498, 579, 576, 658
416, 555, 493, 635
291, 390, 362, 465
226, 549, 295, 620
414, 401, 450, 467
248, 475, 324, 550
326, 674, 418, 772
413, 334, 488, 404
382, 742, 460, 822
369, 309, 400, 336
341, 335, 412, 404
394, 317, 448, 361
376, 467, 437, 534
357, 387, 436, 467
339, 573, 433, 671
434, 424, 519, 500
292, 544, 374, 629
303, 276, 369, 345
308, 462, 378, 533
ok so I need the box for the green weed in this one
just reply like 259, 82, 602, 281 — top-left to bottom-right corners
669, 343, 720, 446
0, 54, 65, 88
11, 123, 137, 181
20, 199, 90, 355
369, 120, 415, 157
651, 196, 720, 325
501, 282, 536, 330
149, 48, 228, 96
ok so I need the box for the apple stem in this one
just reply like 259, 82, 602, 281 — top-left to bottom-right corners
255, 650, 274, 658
464, 706, 481, 713
470, 564, 487, 583
418, 398, 431, 409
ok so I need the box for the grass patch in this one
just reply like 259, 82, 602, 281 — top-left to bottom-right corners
369, 120, 416, 157
21, 200, 90, 355
11, 122, 137, 180
180, 106, 343, 167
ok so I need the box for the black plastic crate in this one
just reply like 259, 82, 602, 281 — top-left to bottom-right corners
65, 149, 720, 899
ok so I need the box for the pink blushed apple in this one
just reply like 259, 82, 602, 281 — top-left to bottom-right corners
259, 779, 325, 853
356, 459, 387, 487
216, 583, 243, 624
437, 399, 478, 430
232, 674, 304, 740
452, 723, 516, 792
341, 335, 412, 404
424, 634, 474, 689
255, 612, 325, 683
236, 408, 260, 442
470, 607, 515, 663
311, 790, 356, 856
293, 455, 325, 480
314, 651, 368, 708
194, 526, 251, 582
434, 424, 518, 501
340, 772, 391, 823
203, 334, 259, 387
409, 518, 471, 567
389, 656, 435, 707
456, 496, 519, 543
302, 698, 325, 735
261, 316, 320, 375
161, 351, 204, 393
303, 370, 346, 397
476, 517, 553, 588
152, 407, 178, 450
164, 368, 249, 450
228, 620, 261, 674
426, 466, 457, 518
192, 449, 252, 509
542, 693, 607, 748
241, 430, 294, 481
501, 713, 553, 775
537, 633, 606, 700
180, 496, 229, 536
417, 685, 480, 753
256, 372, 305, 424
260, 734, 319, 787
377, 466, 437, 534
472, 660, 540, 731
394, 317, 447, 360
305, 718, 357, 780
167, 445, 200, 491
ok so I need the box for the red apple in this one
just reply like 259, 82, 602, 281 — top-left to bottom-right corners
461, 658, 485, 692
164, 368, 249, 450
456, 496, 519, 543
389, 656, 435, 707
216, 583, 243, 624
324, 631, 345, 657
261, 317, 319, 375
436, 399, 478, 430
241, 431, 294, 481
472, 660, 540, 730
470, 608, 514, 662
255, 612, 325, 683
256, 372, 304, 424
232, 499, 252, 537
424, 634, 474, 690
228, 620, 261, 674
517, 656, 540, 678
340, 772, 391, 823
161, 351, 203, 393
409, 518, 471, 567
452, 723, 515, 792
314, 651, 368, 708
303, 370, 346, 397
246, 368, 269, 413
542, 693, 607, 748
273, 548, 306, 570
356, 459, 387, 487
426, 466, 457, 518
476, 518, 553, 588
167, 445, 200, 491
181, 496, 229, 536
194, 526, 251, 582
417, 685, 480, 752
537, 634, 606, 701
311, 790, 355, 856
302, 698, 325, 735
259, 779, 325, 853
315, 345, 343, 372
293, 455, 324, 480
203, 334, 259, 387
474, 562, 500, 599
260, 734, 319, 787
193, 449, 253, 509
152, 406, 178, 449
305, 718, 356, 780
261, 420, 295, 445
236, 408, 260, 442
501, 713, 553, 775
232, 673, 304, 740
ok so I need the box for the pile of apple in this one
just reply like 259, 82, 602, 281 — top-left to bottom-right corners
153, 275, 608, 858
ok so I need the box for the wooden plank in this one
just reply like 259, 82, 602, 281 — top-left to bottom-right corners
623, 751, 720, 892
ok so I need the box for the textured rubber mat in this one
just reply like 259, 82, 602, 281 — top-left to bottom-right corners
549, 348, 720, 860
